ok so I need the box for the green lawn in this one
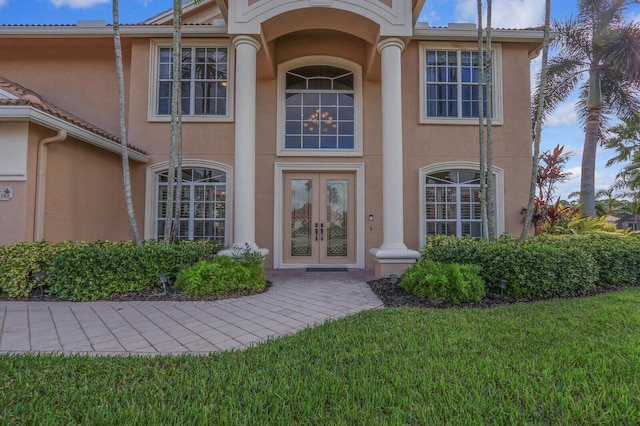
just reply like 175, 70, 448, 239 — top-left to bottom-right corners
2, 289, 639, 424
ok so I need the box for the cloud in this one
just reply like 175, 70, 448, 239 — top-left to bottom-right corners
545, 101, 579, 127
455, 0, 545, 28
48, 0, 109, 8
0, 0, 6, 7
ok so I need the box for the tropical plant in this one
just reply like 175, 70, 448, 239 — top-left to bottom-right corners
534, 0, 640, 216
112, 0, 142, 246
604, 114, 640, 166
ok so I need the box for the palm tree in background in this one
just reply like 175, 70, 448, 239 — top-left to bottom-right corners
535, 0, 640, 217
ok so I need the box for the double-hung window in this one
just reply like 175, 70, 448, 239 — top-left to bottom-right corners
419, 43, 502, 124
149, 40, 233, 122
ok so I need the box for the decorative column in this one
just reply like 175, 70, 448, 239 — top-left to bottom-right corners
370, 38, 419, 277
220, 35, 268, 256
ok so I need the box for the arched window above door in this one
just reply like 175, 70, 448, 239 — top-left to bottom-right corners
277, 56, 363, 156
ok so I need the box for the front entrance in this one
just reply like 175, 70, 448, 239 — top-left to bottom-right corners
283, 172, 356, 265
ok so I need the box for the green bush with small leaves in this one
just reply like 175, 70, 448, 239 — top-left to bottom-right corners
422, 235, 599, 299
0, 240, 79, 299
401, 260, 485, 303
174, 255, 265, 296
43, 240, 220, 301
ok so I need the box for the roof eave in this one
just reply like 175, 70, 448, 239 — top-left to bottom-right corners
0, 24, 229, 38
0, 105, 149, 163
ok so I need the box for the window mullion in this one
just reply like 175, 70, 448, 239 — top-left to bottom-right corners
457, 51, 462, 119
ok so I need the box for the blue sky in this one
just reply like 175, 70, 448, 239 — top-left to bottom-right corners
1, 0, 639, 200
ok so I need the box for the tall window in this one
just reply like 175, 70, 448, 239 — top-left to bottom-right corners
425, 170, 483, 238
419, 43, 502, 124
284, 65, 355, 150
156, 168, 227, 241
156, 46, 228, 116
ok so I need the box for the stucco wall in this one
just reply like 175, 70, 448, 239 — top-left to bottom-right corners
42, 130, 145, 242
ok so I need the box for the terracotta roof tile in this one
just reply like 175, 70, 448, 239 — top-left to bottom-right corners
0, 76, 146, 155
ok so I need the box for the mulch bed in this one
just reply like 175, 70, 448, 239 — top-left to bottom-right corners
367, 277, 633, 309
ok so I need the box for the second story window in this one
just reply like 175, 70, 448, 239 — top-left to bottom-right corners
157, 46, 228, 116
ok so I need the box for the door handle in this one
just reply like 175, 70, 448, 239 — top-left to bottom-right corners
320, 223, 324, 241
314, 223, 319, 241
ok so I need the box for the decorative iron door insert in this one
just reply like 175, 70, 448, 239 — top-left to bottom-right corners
283, 172, 355, 265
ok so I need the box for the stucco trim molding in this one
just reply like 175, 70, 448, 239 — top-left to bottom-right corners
228, 0, 412, 36
144, 159, 234, 243
273, 162, 365, 269
418, 161, 505, 248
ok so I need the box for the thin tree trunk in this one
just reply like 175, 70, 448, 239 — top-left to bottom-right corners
485, 0, 495, 241
113, 0, 142, 246
520, 0, 551, 242
163, 0, 183, 244
580, 67, 602, 217
170, 0, 183, 243
477, 0, 488, 240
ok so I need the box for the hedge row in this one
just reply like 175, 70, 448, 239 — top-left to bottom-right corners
420, 235, 600, 299
0, 240, 221, 300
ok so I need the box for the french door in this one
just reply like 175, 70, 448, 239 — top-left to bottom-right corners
283, 172, 355, 265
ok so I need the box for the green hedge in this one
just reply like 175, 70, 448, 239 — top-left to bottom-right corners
401, 260, 485, 303
0, 240, 79, 298
44, 240, 220, 301
530, 234, 640, 287
0, 240, 221, 301
174, 256, 265, 296
421, 236, 599, 299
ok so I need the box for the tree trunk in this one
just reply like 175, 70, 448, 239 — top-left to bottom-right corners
113, 0, 142, 246
580, 67, 602, 217
163, 0, 183, 244
520, 0, 551, 242
485, 0, 495, 241
170, 0, 184, 243
477, 0, 488, 239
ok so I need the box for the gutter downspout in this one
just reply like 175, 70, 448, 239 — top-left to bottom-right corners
34, 129, 67, 241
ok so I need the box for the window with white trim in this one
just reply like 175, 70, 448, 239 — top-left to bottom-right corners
278, 57, 363, 156
425, 170, 483, 237
148, 40, 233, 122
156, 168, 227, 241
419, 43, 503, 124
420, 162, 506, 247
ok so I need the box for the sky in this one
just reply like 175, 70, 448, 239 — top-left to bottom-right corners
1, 0, 639, 201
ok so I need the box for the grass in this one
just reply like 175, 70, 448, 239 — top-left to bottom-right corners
1, 289, 639, 424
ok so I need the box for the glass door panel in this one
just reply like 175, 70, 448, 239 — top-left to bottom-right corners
290, 179, 313, 257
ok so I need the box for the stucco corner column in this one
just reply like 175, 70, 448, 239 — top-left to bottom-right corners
369, 37, 419, 278
219, 35, 268, 259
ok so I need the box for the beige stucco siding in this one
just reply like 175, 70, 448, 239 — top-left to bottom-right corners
42, 131, 144, 242
0, 38, 129, 138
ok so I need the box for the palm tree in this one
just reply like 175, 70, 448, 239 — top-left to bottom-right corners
536, 0, 640, 217
521, 0, 552, 242
113, 0, 142, 246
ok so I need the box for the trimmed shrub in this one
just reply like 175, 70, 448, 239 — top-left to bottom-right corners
531, 234, 640, 287
0, 240, 78, 299
401, 260, 485, 303
174, 255, 265, 296
422, 235, 599, 299
44, 240, 220, 301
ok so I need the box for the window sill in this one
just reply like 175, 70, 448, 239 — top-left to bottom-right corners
419, 117, 504, 125
148, 114, 234, 123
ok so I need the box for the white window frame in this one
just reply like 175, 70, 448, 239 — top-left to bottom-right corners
419, 162, 505, 249
277, 56, 363, 157
419, 42, 503, 125
145, 159, 233, 245
148, 38, 234, 122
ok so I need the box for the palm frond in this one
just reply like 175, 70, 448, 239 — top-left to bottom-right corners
596, 22, 640, 81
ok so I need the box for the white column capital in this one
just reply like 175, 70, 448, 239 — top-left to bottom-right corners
233, 35, 261, 52
376, 37, 405, 54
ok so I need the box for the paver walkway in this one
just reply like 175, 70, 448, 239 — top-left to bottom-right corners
0, 269, 382, 356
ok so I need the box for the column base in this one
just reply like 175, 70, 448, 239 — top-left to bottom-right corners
369, 247, 420, 278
